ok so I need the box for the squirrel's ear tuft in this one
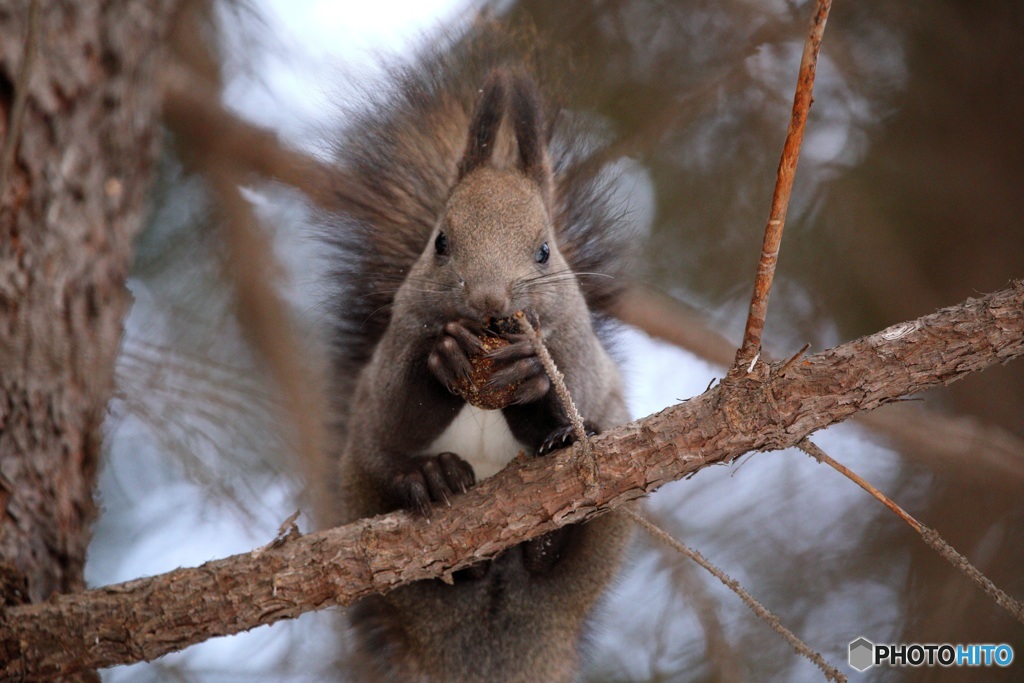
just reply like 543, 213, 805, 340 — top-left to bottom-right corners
508, 70, 552, 202
458, 68, 553, 205
458, 69, 508, 180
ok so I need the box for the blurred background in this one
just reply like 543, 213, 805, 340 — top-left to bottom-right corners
84, 0, 1023, 680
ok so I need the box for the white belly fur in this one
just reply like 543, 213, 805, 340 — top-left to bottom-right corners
426, 404, 526, 480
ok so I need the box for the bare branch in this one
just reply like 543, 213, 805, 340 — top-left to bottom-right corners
625, 508, 846, 682
799, 439, 921, 532
614, 284, 1024, 488
159, 63, 342, 211
799, 439, 1024, 623
2, 282, 1022, 679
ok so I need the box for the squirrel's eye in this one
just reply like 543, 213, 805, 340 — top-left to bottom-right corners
535, 242, 550, 264
434, 231, 449, 256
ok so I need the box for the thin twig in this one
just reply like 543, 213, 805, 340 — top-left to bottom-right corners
799, 439, 1024, 623
515, 311, 597, 486
735, 0, 832, 367
0, 0, 40, 194
798, 440, 919, 531
624, 507, 846, 683
159, 63, 342, 211
661, 547, 744, 682
517, 313, 844, 680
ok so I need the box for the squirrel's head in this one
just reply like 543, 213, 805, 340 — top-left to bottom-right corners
421, 68, 576, 323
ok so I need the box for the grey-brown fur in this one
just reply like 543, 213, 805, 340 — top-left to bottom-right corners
324, 23, 638, 682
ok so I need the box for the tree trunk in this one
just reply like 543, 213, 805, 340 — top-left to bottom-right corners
0, 0, 172, 607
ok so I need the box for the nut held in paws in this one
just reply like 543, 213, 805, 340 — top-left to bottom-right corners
450, 317, 521, 409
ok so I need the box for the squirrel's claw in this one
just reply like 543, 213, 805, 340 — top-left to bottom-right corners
537, 423, 599, 456
391, 452, 476, 518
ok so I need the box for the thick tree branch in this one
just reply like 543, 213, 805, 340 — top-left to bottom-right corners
2, 281, 1021, 679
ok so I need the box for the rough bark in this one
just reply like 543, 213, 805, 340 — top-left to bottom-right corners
0, 0, 172, 605
2, 280, 1021, 680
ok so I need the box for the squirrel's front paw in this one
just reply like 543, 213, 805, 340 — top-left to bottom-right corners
389, 452, 476, 518
428, 322, 483, 391
430, 321, 549, 407
483, 333, 550, 404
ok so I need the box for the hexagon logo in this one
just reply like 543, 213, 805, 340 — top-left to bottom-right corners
849, 637, 875, 672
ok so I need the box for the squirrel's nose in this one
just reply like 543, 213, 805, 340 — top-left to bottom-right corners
466, 285, 511, 320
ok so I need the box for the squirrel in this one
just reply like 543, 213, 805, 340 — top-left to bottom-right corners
324, 24, 638, 682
